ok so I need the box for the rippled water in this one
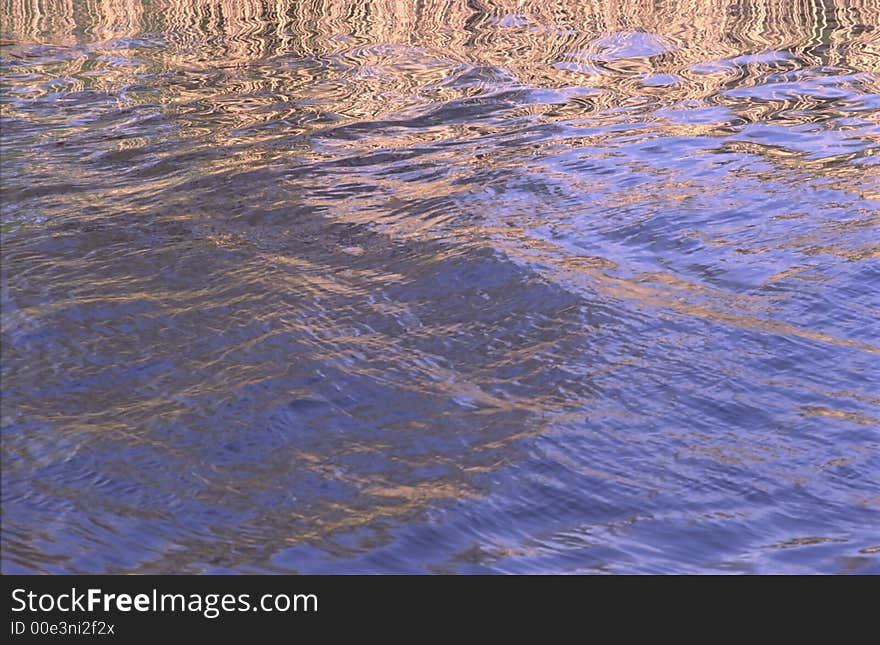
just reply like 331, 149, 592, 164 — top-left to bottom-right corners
2, 0, 879, 574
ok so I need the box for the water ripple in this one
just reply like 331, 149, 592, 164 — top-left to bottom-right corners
2, 0, 879, 574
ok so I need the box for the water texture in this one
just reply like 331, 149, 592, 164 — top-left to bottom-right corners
1, 0, 879, 574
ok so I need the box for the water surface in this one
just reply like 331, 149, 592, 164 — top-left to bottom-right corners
2, 0, 879, 573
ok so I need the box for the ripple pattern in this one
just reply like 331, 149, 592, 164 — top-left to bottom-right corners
1, 0, 879, 573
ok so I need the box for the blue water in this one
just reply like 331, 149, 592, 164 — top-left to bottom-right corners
1, 0, 879, 573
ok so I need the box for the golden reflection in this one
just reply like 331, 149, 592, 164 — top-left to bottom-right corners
799, 405, 879, 426
6, 0, 876, 191
3, 1, 879, 73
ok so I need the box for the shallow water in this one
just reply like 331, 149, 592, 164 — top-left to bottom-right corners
1, 0, 879, 574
